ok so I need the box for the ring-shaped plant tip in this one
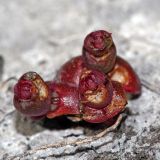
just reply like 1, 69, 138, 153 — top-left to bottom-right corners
13, 72, 51, 117
82, 81, 127, 123
83, 30, 117, 73
79, 69, 113, 109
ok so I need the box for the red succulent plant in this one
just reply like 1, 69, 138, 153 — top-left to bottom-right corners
13, 30, 141, 127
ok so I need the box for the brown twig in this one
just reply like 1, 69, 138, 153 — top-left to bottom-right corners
0, 77, 17, 92
141, 79, 160, 95
9, 114, 123, 160
32, 114, 122, 153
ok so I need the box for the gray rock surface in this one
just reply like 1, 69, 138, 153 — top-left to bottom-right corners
0, 56, 4, 80
0, 0, 160, 159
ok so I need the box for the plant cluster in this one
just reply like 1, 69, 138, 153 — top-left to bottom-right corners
13, 30, 141, 125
